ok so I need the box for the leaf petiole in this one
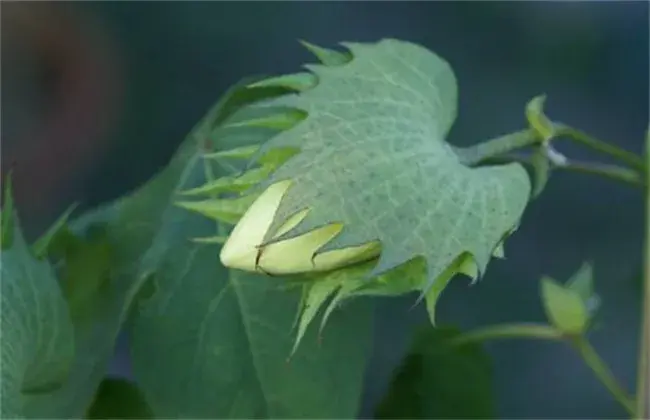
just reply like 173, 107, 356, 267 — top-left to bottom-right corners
445, 323, 564, 347
569, 336, 636, 416
554, 124, 646, 173
457, 129, 541, 166
460, 97, 646, 192
485, 154, 645, 189
449, 322, 636, 416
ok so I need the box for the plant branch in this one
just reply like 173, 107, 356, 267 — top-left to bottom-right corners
446, 323, 564, 348
485, 154, 645, 189
569, 336, 636, 416
450, 322, 636, 416
636, 129, 650, 419
460, 124, 646, 189
554, 124, 646, 173
458, 129, 541, 165
553, 160, 644, 188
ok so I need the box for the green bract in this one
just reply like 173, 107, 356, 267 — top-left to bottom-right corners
541, 277, 589, 334
177, 39, 532, 350
540, 263, 599, 335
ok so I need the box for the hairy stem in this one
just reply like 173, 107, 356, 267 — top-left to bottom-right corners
569, 337, 636, 416
636, 130, 650, 419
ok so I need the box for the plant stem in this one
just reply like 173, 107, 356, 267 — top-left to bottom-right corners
460, 120, 648, 415
447, 323, 564, 348
555, 160, 645, 188
451, 322, 636, 416
485, 155, 645, 189
569, 336, 636, 416
636, 129, 650, 419
458, 129, 540, 165
461, 125, 646, 188
554, 124, 646, 173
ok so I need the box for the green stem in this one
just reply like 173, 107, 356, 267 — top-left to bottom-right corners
556, 160, 644, 188
450, 323, 636, 416
485, 155, 645, 189
636, 129, 650, 419
446, 323, 564, 348
569, 337, 636, 416
458, 129, 540, 165
459, 118, 648, 415
554, 124, 646, 173
460, 125, 646, 187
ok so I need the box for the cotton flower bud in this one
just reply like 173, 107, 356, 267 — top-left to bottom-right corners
220, 180, 380, 275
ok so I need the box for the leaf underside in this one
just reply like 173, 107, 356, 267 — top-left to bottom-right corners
257, 39, 530, 285
243, 40, 531, 342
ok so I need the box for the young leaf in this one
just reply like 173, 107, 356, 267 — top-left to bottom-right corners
526, 95, 555, 142
375, 326, 495, 419
530, 145, 552, 198
566, 262, 600, 315
541, 276, 589, 334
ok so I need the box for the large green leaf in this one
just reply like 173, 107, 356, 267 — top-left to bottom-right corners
86, 377, 153, 419
7, 205, 151, 418
375, 326, 495, 419
210, 39, 528, 346
0, 81, 283, 420
0, 210, 75, 418
0, 177, 146, 419
127, 81, 374, 418
256, 39, 531, 294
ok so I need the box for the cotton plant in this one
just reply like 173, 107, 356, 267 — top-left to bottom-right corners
2, 38, 647, 420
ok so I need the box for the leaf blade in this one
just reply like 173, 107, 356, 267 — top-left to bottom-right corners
127, 81, 375, 418
0, 210, 75, 418
375, 326, 495, 419
253, 39, 530, 326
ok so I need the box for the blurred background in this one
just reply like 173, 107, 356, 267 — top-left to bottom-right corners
2, 2, 648, 418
